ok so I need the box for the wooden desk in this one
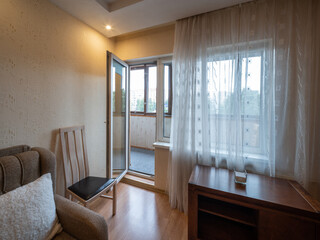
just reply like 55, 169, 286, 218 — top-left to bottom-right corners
188, 165, 320, 240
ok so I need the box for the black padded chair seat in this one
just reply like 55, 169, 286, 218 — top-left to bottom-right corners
68, 177, 115, 201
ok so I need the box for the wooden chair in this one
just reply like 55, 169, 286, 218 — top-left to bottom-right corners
59, 125, 117, 215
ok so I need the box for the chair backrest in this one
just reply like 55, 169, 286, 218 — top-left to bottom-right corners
59, 125, 89, 188
0, 145, 56, 195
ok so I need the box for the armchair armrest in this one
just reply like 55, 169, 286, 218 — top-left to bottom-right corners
54, 194, 108, 240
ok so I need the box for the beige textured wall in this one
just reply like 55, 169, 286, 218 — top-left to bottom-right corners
0, 0, 115, 195
113, 24, 175, 60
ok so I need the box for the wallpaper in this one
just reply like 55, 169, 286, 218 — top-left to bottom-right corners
0, 0, 114, 195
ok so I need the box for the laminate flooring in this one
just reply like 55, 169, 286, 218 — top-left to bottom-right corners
89, 182, 188, 240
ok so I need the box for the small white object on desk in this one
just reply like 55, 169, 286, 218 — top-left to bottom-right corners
234, 171, 247, 184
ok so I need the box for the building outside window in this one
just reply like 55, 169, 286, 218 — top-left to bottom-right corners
130, 63, 157, 115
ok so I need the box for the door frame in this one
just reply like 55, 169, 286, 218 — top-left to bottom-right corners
106, 51, 130, 182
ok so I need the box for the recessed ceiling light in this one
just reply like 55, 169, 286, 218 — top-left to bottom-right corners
106, 25, 112, 30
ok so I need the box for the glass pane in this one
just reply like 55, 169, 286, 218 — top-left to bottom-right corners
206, 54, 262, 154
112, 59, 126, 178
241, 56, 261, 116
130, 68, 145, 112
164, 65, 169, 114
163, 64, 171, 138
147, 66, 157, 113
241, 56, 262, 150
207, 59, 235, 115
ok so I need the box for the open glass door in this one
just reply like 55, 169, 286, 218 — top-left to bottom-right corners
106, 51, 129, 181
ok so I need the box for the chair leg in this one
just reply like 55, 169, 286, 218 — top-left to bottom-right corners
113, 183, 117, 216
66, 191, 72, 201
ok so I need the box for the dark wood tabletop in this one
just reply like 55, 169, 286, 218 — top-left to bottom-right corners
189, 164, 320, 220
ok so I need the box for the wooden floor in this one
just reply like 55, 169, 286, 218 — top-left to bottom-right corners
89, 183, 188, 240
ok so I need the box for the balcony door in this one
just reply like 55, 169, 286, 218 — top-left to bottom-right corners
106, 51, 129, 181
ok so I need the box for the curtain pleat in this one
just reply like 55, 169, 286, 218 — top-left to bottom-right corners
169, 0, 320, 213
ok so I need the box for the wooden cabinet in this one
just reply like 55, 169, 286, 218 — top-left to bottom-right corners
188, 165, 320, 240
258, 210, 316, 240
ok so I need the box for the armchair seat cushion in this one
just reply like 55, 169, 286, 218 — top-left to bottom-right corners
68, 177, 114, 200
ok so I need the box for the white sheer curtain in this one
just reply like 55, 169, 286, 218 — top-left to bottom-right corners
169, 0, 320, 213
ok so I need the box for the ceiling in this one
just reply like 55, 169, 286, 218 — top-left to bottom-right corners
49, 0, 251, 38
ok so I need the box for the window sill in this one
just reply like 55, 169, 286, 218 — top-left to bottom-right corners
153, 142, 170, 150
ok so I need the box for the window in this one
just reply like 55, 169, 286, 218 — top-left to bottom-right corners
128, 57, 172, 143
163, 63, 172, 138
207, 49, 265, 156
156, 58, 173, 142
130, 68, 144, 112
112, 60, 127, 114
147, 66, 157, 113
130, 64, 157, 114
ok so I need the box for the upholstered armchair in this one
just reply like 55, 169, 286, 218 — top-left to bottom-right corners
0, 145, 108, 240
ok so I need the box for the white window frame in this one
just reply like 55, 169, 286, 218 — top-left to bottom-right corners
127, 55, 172, 144
208, 51, 264, 155
129, 63, 157, 115
206, 39, 272, 162
156, 57, 172, 143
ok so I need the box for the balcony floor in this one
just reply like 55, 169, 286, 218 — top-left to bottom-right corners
129, 147, 155, 176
